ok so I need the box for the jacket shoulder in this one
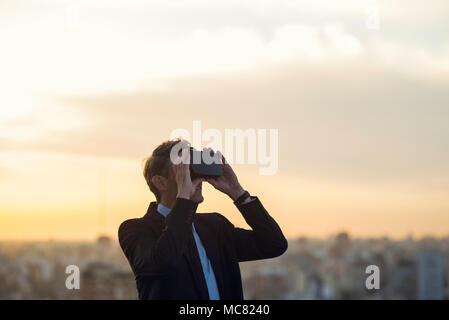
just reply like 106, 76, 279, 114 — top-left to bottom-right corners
119, 217, 140, 231
118, 217, 148, 241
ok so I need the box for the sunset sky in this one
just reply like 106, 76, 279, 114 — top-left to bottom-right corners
1, 0, 449, 240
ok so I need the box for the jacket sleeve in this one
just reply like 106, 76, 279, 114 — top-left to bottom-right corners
118, 198, 197, 276
220, 197, 288, 262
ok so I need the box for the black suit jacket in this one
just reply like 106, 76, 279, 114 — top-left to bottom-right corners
118, 196, 288, 300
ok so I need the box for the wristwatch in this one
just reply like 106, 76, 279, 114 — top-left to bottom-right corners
233, 190, 250, 206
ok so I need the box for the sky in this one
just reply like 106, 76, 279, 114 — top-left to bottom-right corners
1, 0, 449, 240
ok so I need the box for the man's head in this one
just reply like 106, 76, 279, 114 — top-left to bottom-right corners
143, 139, 204, 206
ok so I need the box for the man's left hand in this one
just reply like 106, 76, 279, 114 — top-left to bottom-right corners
203, 148, 246, 201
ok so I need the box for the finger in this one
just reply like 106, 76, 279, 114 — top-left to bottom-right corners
173, 160, 187, 176
180, 147, 190, 164
203, 147, 214, 158
171, 162, 180, 175
205, 177, 218, 186
174, 158, 185, 169
192, 177, 204, 187
192, 177, 203, 183
180, 162, 189, 177
216, 150, 227, 165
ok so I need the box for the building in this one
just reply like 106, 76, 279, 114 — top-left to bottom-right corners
418, 251, 445, 300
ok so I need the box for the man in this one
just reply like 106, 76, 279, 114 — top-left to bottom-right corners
118, 139, 287, 300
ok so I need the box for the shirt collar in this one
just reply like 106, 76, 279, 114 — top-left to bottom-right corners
157, 203, 171, 217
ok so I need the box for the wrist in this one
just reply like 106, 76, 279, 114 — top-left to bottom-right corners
233, 190, 251, 206
177, 189, 191, 200
228, 185, 245, 201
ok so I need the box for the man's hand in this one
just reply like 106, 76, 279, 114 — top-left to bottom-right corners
172, 157, 203, 201
203, 148, 246, 201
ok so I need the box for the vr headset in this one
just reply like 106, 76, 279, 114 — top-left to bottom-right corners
189, 149, 223, 179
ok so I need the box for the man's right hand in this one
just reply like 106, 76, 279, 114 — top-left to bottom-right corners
172, 161, 203, 200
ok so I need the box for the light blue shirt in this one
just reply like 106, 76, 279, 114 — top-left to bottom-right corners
157, 203, 220, 300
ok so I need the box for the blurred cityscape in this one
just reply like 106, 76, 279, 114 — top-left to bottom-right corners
0, 232, 448, 300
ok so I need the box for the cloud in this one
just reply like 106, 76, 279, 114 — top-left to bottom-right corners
1, 0, 448, 185
2, 59, 447, 187
2, 0, 449, 97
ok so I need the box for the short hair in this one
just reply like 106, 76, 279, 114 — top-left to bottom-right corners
143, 138, 187, 202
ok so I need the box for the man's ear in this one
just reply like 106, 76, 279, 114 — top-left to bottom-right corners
151, 175, 167, 192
